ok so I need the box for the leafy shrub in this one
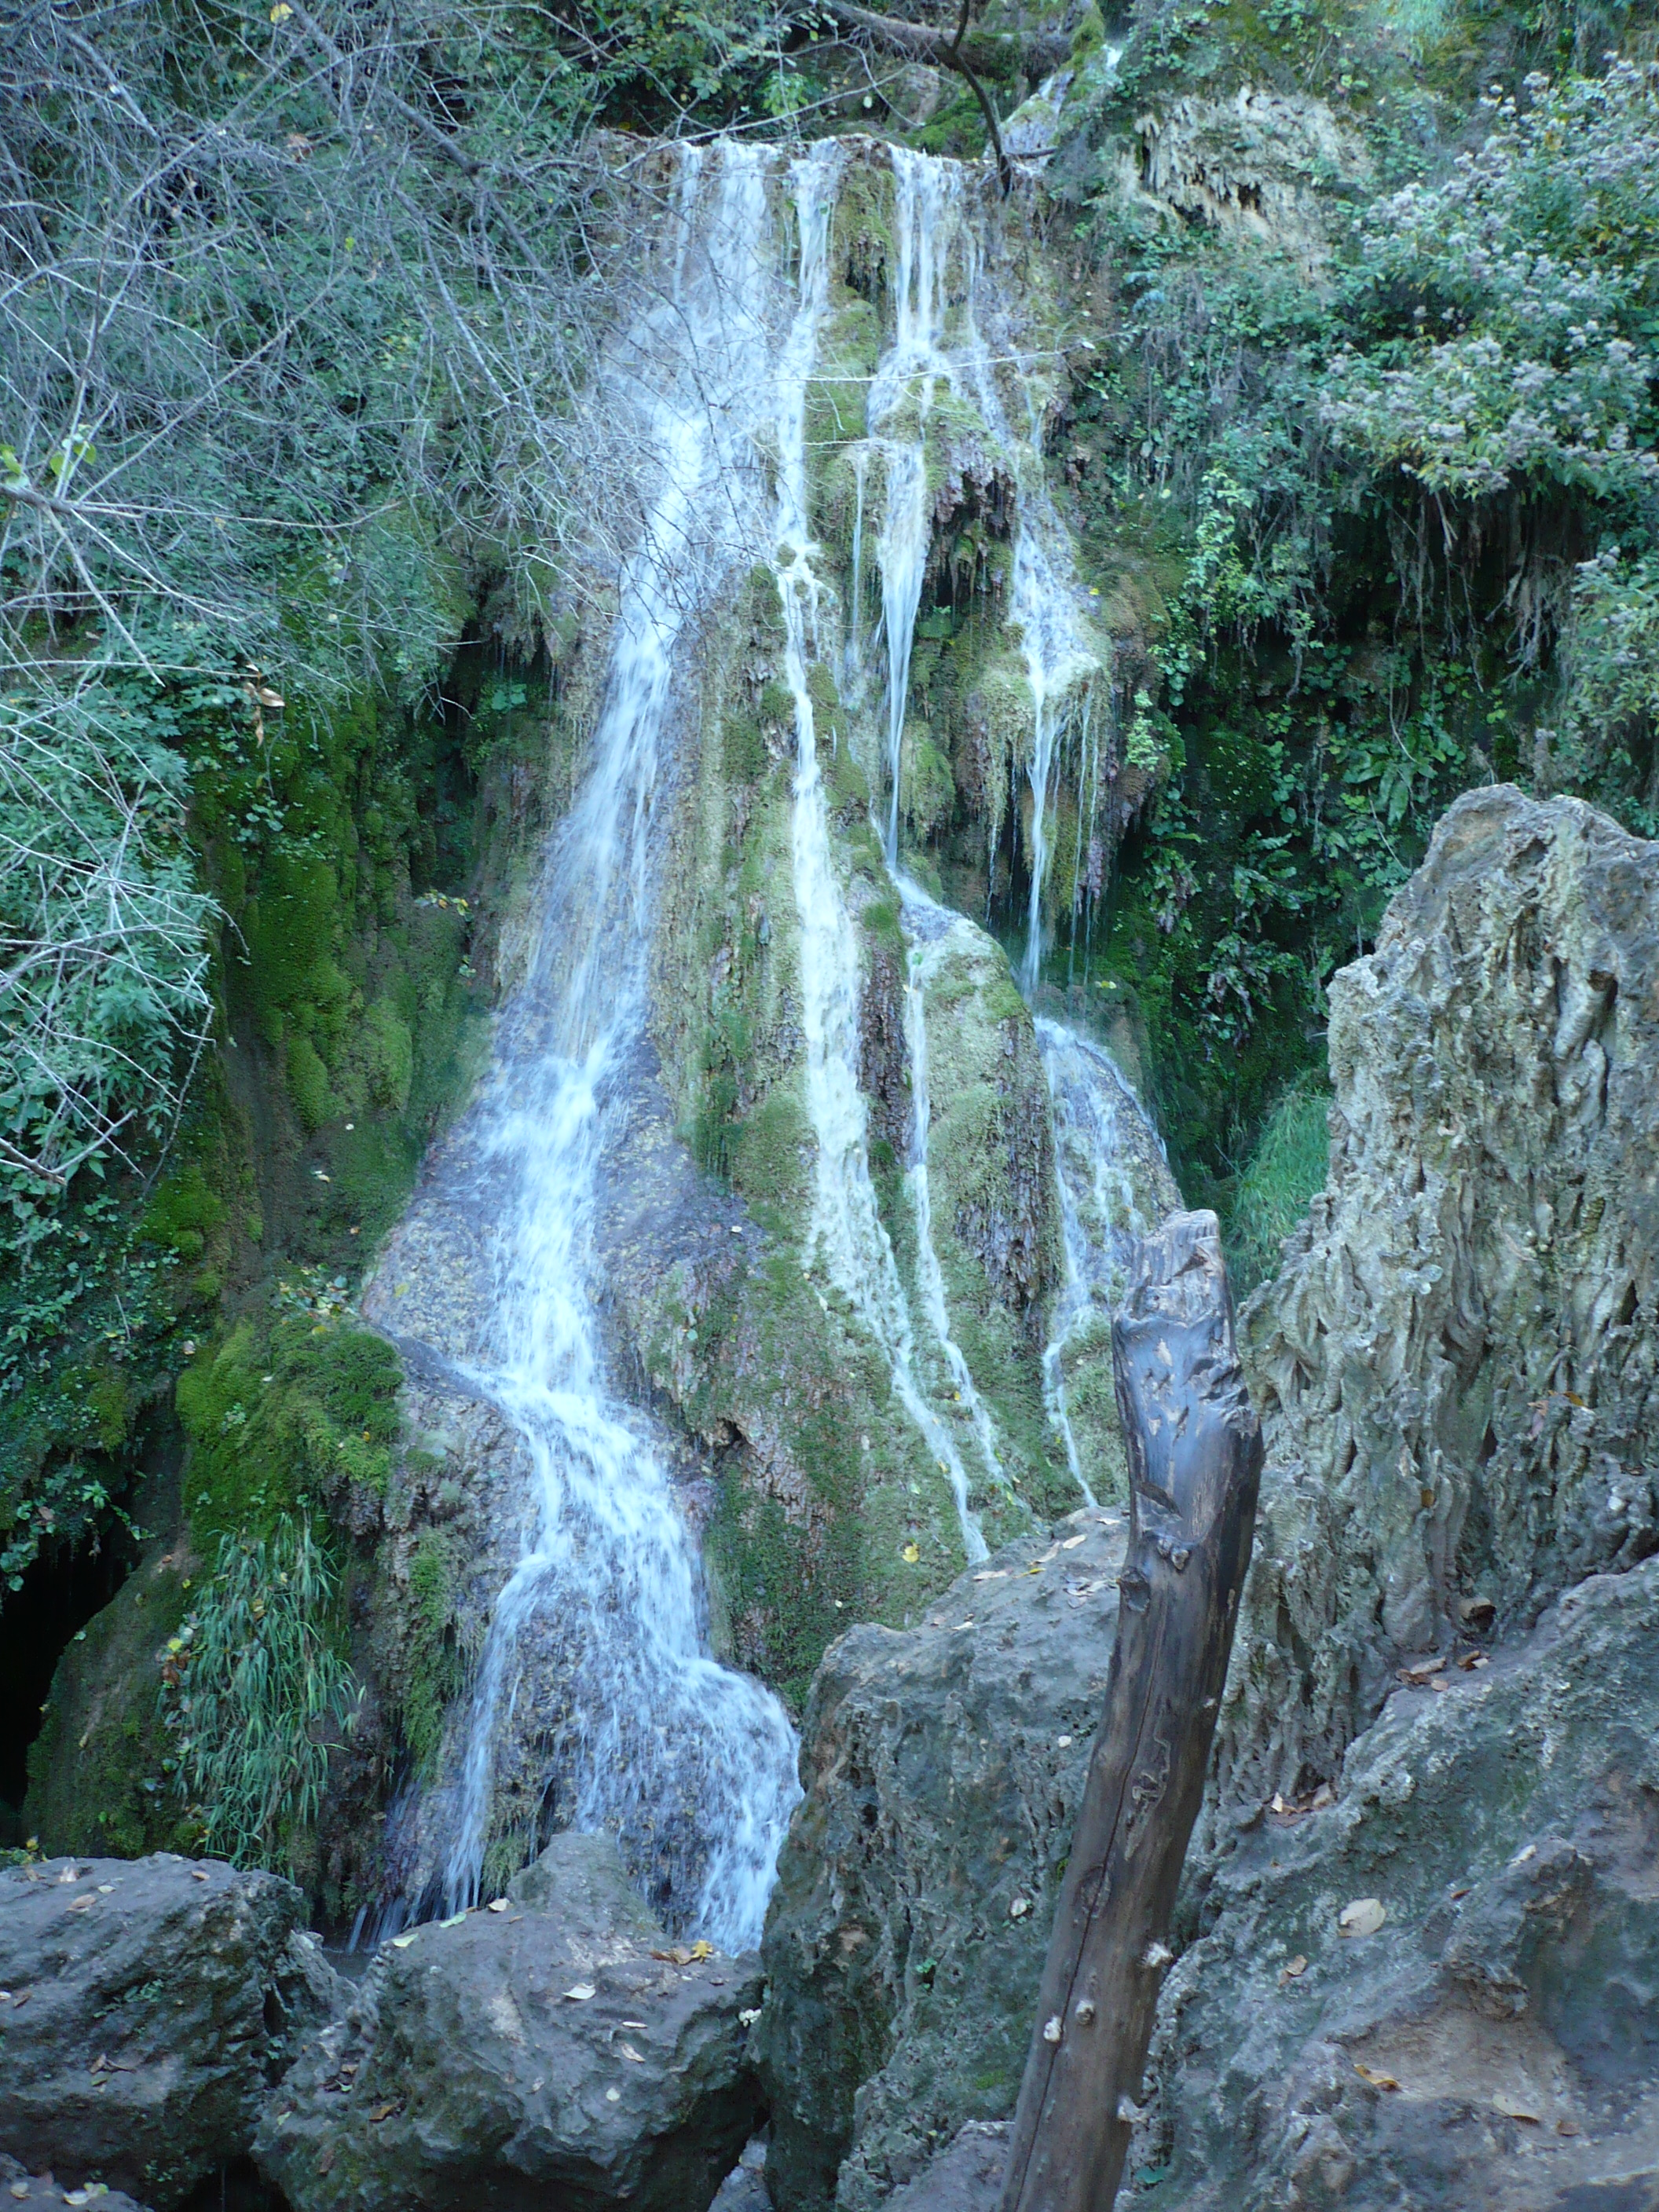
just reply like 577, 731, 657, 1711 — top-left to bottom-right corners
161, 1515, 355, 1879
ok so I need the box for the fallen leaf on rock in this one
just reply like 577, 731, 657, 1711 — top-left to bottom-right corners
1310, 1783, 1335, 1809
1353, 2063, 1400, 2091
606, 2088, 621, 2103
438, 1910, 467, 1928
390, 1933, 419, 1949
1280, 1956, 1308, 1982
621, 2020, 649, 2030
563, 1983, 597, 2001
972, 1570, 1008, 1582
1339, 1898, 1386, 1938
1009, 1897, 1031, 1920
1061, 1534, 1088, 1550
1555, 2118, 1581, 2137
1493, 2093, 1540, 2122
688, 1939, 713, 1960
370, 2101, 398, 2123
487, 1899, 509, 1913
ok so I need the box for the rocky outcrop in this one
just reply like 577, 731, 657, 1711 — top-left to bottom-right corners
756, 1509, 1125, 2211
255, 1833, 764, 2212
0, 1854, 332, 2208
1217, 788, 1659, 1824
1129, 88, 1370, 271
1140, 1555, 1659, 2210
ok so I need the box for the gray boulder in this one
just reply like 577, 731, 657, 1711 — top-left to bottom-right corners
755, 1510, 1125, 2211
1218, 786, 1659, 1823
1139, 1554, 1659, 2210
0, 1853, 331, 2208
255, 1831, 764, 2211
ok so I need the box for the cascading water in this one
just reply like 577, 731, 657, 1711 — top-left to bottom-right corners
1036, 1017, 1180, 1496
365, 145, 800, 1949
775, 145, 989, 1569
870, 150, 960, 866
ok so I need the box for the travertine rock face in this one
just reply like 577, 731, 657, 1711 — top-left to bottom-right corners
1141, 1557, 1659, 2212
0, 1854, 331, 2208
754, 1511, 1126, 2212
1217, 787, 1659, 1822
255, 1833, 763, 2212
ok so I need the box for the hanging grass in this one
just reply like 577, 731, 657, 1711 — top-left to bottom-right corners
162, 1514, 355, 1880
1223, 1080, 1331, 1297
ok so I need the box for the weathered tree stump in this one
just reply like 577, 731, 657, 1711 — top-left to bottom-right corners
998, 1210, 1263, 2212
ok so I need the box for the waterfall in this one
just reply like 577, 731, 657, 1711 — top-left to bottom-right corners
364, 145, 800, 1950
870, 150, 959, 866
776, 146, 989, 1569
1036, 1017, 1180, 1498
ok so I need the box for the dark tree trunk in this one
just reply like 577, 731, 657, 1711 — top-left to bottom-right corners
998, 1210, 1264, 2212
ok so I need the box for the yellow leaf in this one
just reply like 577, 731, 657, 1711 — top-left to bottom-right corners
270, 2, 292, 17
901, 1542, 920, 1564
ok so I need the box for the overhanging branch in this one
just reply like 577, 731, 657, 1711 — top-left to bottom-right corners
816, 0, 1013, 191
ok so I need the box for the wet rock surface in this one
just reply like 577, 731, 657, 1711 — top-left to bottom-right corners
756, 1509, 1126, 2211
1220, 788, 1659, 1824
0, 1855, 331, 2209
255, 1833, 764, 2212
1141, 1555, 1659, 2211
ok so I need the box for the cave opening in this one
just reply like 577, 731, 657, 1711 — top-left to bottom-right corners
0, 1517, 139, 1835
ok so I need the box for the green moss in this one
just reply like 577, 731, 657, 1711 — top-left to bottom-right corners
1221, 1079, 1331, 1293
397, 1526, 465, 1779
138, 1167, 228, 1262
286, 1032, 334, 1130
27, 1543, 195, 1860
178, 1312, 401, 1546
362, 997, 415, 1113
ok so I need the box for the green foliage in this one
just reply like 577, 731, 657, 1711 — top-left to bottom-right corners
160, 1515, 355, 1880
0, 691, 215, 1203
178, 1311, 401, 1547
1221, 1079, 1332, 1292
1543, 546, 1659, 824
1325, 64, 1659, 502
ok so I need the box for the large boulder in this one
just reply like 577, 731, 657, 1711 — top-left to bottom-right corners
1139, 1555, 1659, 2210
755, 1509, 1125, 2211
0, 1854, 332, 2208
1218, 787, 1659, 1824
255, 1832, 764, 2211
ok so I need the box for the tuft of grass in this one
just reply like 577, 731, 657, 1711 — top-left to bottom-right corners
1224, 1080, 1331, 1295
161, 1514, 354, 1880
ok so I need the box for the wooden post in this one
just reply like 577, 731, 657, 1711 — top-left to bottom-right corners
998, 1210, 1263, 2212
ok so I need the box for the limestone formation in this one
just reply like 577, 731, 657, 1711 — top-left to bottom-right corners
1141, 1555, 1659, 2210
1217, 787, 1659, 1826
0, 1854, 333, 2207
255, 1833, 764, 2212
755, 1510, 1126, 2211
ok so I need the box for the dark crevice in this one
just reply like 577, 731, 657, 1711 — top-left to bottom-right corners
0, 1520, 137, 1820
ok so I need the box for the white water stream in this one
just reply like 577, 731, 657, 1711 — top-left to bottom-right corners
776, 144, 990, 1569
374, 146, 802, 1949
1037, 1017, 1178, 1500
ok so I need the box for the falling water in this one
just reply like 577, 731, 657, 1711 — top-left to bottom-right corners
366, 145, 800, 1949
777, 145, 989, 1569
870, 150, 960, 864
1036, 1016, 1180, 1498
